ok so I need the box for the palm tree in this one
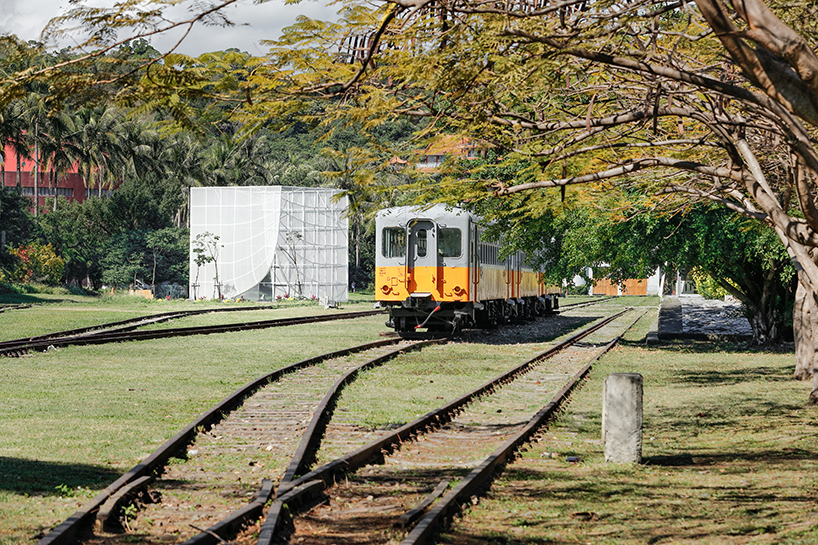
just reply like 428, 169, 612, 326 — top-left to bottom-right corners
320, 147, 382, 271
119, 117, 162, 183
22, 94, 51, 216
165, 133, 205, 226
65, 105, 123, 198
39, 110, 73, 211
202, 134, 238, 186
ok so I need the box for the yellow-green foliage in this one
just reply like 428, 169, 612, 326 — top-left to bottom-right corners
2, 243, 65, 285
689, 267, 728, 300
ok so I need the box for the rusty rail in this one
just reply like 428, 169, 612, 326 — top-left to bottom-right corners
181, 339, 441, 545
1, 309, 384, 357
401, 309, 649, 544
36, 337, 404, 545
256, 309, 632, 544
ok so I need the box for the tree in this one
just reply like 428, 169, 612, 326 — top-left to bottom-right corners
65, 105, 123, 197
253, 0, 818, 404
146, 227, 187, 290
101, 230, 149, 288
192, 231, 222, 299
5, 242, 65, 285
38, 109, 73, 211
12, 0, 818, 402
567, 202, 794, 344
0, 102, 29, 193
37, 198, 109, 288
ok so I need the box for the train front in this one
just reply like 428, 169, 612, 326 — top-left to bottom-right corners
375, 205, 477, 335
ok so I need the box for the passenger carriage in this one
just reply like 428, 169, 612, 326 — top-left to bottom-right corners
375, 204, 559, 335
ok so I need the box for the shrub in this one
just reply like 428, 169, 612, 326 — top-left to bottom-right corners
5, 243, 66, 285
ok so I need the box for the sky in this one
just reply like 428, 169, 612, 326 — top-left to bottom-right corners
0, 0, 338, 56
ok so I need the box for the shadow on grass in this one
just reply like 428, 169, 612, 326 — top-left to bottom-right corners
0, 457, 121, 496
644, 447, 818, 467
672, 365, 793, 386
625, 337, 795, 355
477, 463, 815, 544
0, 293, 66, 305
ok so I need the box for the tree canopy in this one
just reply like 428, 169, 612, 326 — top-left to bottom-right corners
7, 0, 818, 400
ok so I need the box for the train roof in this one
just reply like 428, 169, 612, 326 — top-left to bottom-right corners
375, 204, 477, 224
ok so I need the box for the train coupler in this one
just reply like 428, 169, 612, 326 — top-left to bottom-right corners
403, 293, 433, 310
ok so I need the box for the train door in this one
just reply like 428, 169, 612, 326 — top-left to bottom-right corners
470, 222, 480, 302
506, 252, 516, 300
408, 220, 436, 293
514, 250, 523, 299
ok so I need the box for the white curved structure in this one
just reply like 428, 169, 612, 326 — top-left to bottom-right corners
189, 186, 348, 302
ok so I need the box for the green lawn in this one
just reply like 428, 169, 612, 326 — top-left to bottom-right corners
3, 295, 814, 544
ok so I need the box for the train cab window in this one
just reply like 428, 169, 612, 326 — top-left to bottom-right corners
416, 229, 428, 257
382, 227, 406, 258
438, 228, 462, 258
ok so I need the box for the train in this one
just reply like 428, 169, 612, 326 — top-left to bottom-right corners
375, 204, 560, 335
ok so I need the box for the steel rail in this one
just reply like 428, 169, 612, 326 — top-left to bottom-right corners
0, 311, 190, 349
181, 338, 441, 545
558, 296, 614, 310
0, 303, 33, 313
256, 309, 631, 545
1, 309, 384, 356
36, 337, 406, 545
0, 305, 282, 351
402, 308, 649, 545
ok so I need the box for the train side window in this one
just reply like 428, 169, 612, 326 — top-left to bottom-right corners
417, 229, 428, 257
382, 227, 406, 258
438, 228, 462, 258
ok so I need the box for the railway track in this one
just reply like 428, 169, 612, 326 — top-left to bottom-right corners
0, 303, 33, 313
0, 308, 384, 357
38, 337, 436, 545
558, 295, 614, 310
2, 295, 604, 358
38, 305, 647, 545
267, 308, 646, 545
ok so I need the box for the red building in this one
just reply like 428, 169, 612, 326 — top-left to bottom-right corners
1, 145, 110, 212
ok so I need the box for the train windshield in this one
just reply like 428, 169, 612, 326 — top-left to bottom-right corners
382, 227, 406, 258
438, 228, 462, 258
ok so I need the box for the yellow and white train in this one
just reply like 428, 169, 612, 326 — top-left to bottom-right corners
375, 204, 559, 334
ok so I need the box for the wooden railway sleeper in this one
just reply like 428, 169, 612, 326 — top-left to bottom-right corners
36, 337, 404, 545
401, 308, 649, 545
258, 310, 631, 545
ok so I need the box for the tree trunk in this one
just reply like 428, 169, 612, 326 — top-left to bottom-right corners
746, 306, 780, 345
715, 273, 784, 345
792, 275, 818, 404
793, 278, 812, 380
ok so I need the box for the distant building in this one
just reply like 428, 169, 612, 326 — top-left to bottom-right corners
1, 145, 113, 212
572, 266, 665, 296
416, 136, 483, 172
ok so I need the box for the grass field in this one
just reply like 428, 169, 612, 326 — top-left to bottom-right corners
444, 307, 818, 544
1, 294, 815, 544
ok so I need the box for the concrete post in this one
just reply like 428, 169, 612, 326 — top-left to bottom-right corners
603, 373, 643, 464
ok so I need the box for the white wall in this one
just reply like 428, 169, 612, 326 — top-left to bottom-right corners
189, 187, 348, 302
